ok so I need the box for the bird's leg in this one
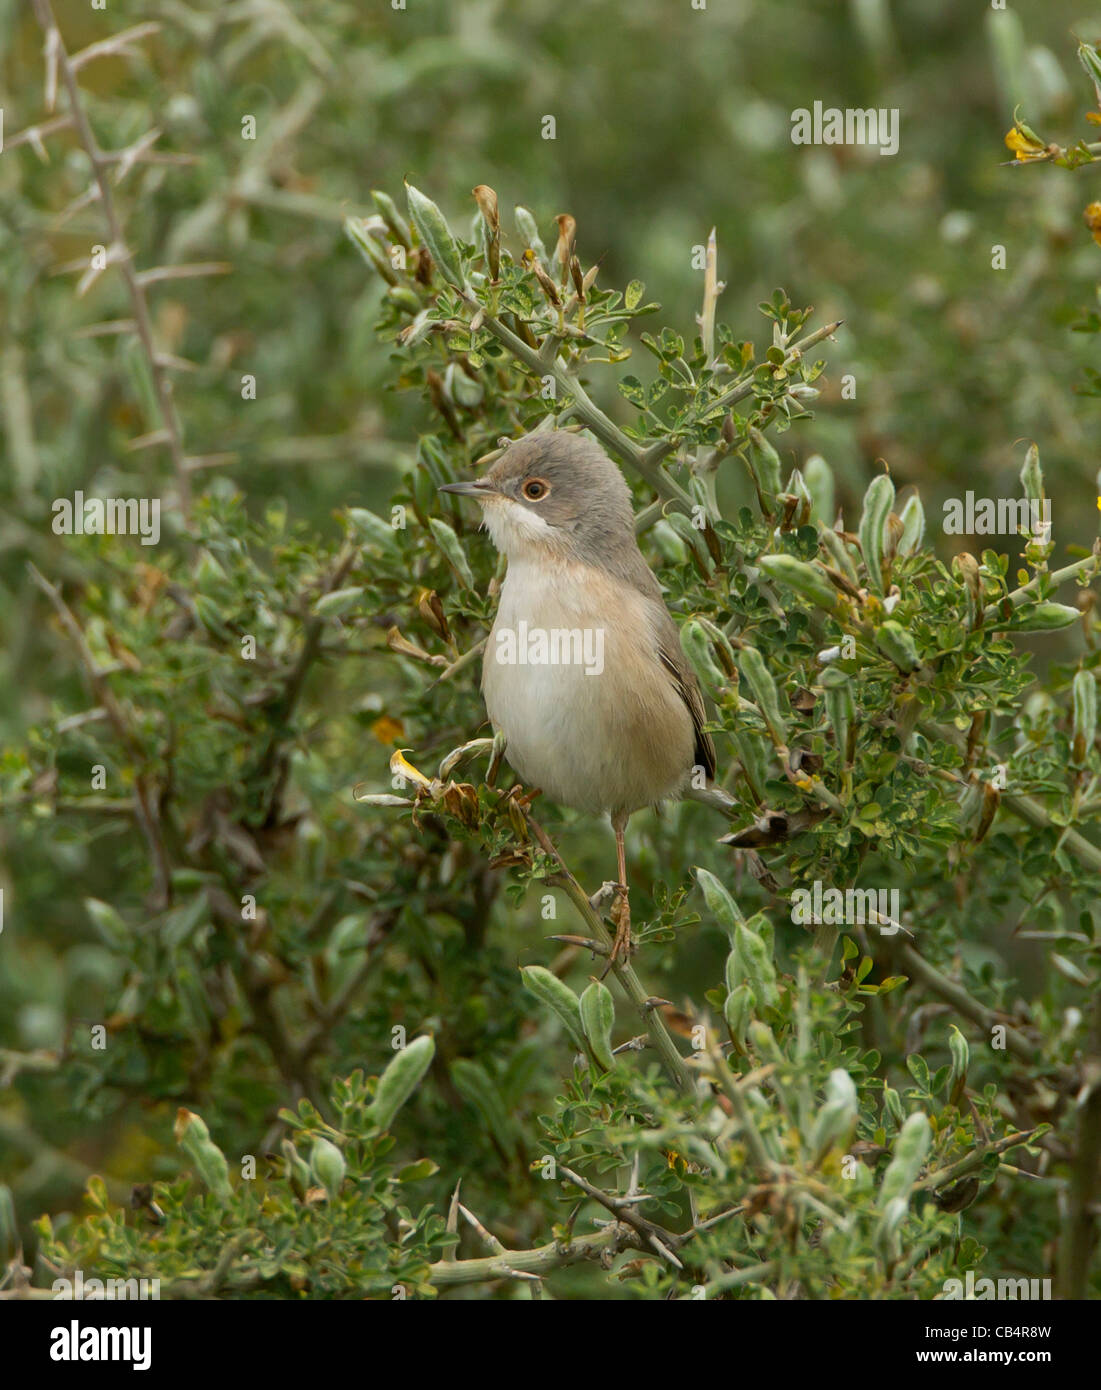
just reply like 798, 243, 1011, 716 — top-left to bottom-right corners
604, 812, 633, 974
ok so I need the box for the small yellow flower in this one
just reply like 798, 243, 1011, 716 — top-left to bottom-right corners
1084, 201, 1101, 247
1004, 123, 1047, 161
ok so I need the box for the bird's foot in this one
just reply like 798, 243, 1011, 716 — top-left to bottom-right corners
601, 884, 633, 978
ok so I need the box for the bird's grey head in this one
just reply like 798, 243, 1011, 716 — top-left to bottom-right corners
438, 430, 635, 564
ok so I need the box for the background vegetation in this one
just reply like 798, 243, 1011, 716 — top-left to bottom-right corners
1, 0, 1100, 1300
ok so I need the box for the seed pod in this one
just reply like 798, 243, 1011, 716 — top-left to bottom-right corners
174, 1108, 232, 1200
948, 1026, 969, 1107
662, 511, 713, 574
883, 1085, 904, 1127
897, 493, 925, 555
758, 554, 843, 616
810, 1069, 858, 1161
521, 966, 586, 1051
818, 524, 859, 582
859, 473, 895, 594
681, 619, 726, 688
733, 729, 768, 803
0, 1184, 17, 1263
739, 646, 788, 745
578, 980, 616, 1071
404, 183, 468, 290
877, 1112, 931, 1210
366, 1035, 436, 1131
344, 216, 401, 286
310, 1137, 346, 1200
386, 285, 422, 315
692, 616, 739, 676
1079, 39, 1101, 104
803, 454, 835, 524
820, 666, 855, 765
371, 189, 412, 249
745, 428, 782, 517
1003, 602, 1080, 632
281, 1139, 311, 1201
875, 620, 920, 673
730, 919, 779, 1011
695, 866, 744, 939
723, 983, 755, 1050
443, 362, 484, 409
1072, 670, 1097, 763
514, 205, 549, 265
428, 517, 476, 590
876, 1194, 909, 1264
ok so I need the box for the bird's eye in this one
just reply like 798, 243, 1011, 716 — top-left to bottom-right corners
521, 478, 549, 501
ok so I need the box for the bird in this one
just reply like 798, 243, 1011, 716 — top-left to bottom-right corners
439, 427, 716, 968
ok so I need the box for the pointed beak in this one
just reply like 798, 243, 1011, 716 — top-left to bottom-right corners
438, 479, 498, 498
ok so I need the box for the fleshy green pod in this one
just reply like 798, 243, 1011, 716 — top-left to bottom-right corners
310, 1137, 346, 1200
897, 493, 925, 555
681, 619, 726, 688
739, 647, 788, 745
578, 980, 616, 1071
693, 616, 739, 676
758, 554, 843, 616
405, 183, 468, 290
442, 362, 484, 409
344, 216, 400, 285
882, 1085, 904, 1128
803, 454, 835, 524
723, 983, 755, 1050
818, 523, 859, 582
366, 1035, 436, 1130
696, 866, 744, 939
371, 189, 412, 249
174, 1108, 232, 1200
0, 1184, 16, 1263
877, 1112, 931, 1209
746, 428, 783, 516
652, 519, 689, 566
875, 620, 920, 673
514, 205, 549, 265
732, 919, 779, 1010
876, 1193, 909, 1263
820, 666, 855, 765
859, 473, 895, 594
428, 517, 476, 590
282, 1139, 311, 1202
386, 285, 422, 316
1019, 443, 1043, 506
1072, 669, 1097, 764
810, 1068, 858, 1161
948, 1026, 969, 1107
1006, 602, 1080, 632
733, 728, 768, 803
521, 966, 586, 1051
663, 511, 713, 573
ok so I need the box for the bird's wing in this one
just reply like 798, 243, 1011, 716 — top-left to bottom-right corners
658, 646, 717, 781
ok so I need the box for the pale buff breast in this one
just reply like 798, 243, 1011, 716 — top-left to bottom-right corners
482, 554, 695, 816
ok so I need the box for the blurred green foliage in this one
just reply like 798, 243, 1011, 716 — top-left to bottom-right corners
2, 0, 1101, 1300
